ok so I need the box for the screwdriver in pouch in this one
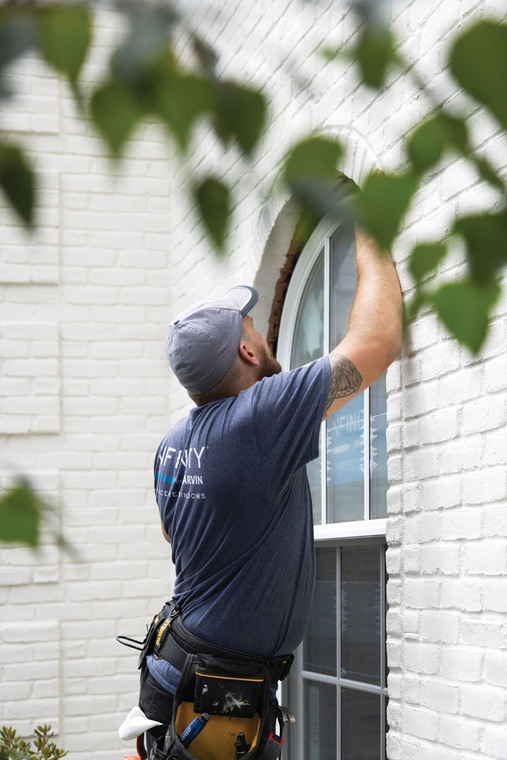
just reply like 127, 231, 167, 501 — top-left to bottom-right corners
180, 713, 210, 747
235, 731, 250, 758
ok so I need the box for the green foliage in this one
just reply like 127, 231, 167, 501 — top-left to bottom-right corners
352, 171, 419, 250
0, 142, 36, 228
0, 1, 506, 362
0, 477, 75, 555
431, 279, 501, 354
0, 478, 41, 547
354, 24, 396, 89
194, 176, 231, 251
0, 724, 67, 760
90, 80, 146, 157
407, 113, 469, 173
38, 4, 92, 89
450, 21, 507, 131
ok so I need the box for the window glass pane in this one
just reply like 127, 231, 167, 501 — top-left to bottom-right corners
341, 688, 380, 760
291, 252, 324, 524
328, 226, 365, 524
304, 548, 336, 676
341, 545, 381, 685
329, 225, 356, 347
304, 681, 337, 760
327, 395, 365, 523
370, 375, 388, 519
291, 252, 324, 367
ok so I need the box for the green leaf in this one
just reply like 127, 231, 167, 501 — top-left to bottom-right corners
152, 68, 216, 149
39, 4, 92, 85
111, 7, 178, 85
191, 33, 219, 75
431, 279, 500, 353
0, 142, 36, 227
472, 156, 505, 192
409, 242, 448, 282
194, 176, 231, 250
213, 82, 267, 155
407, 113, 469, 172
406, 288, 429, 321
319, 45, 341, 62
354, 24, 396, 88
453, 212, 507, 282
90, 81, 145, 157
450, 20, 507, 130
284, 136, 344, 184
283, 136, 345, 216
352, 171, 418, 249
0, 9, 38, 70
0, 480, 41, 546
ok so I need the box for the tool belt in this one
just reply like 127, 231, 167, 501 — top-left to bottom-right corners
122, 601, 295, 760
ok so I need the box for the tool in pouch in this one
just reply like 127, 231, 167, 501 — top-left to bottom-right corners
118, 602, 295, 760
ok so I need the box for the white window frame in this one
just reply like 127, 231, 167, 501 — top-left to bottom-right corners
276, 216, 388, 760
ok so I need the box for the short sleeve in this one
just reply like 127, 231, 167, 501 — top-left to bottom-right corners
245, 356, 330, 494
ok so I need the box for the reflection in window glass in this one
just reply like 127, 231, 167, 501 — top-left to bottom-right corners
304, 548, 336, 676
327, 395, 365, 523
341, 545, 381, 686
370, 375, 388, 519
304, 681, 337, 760
291, 253, 324, 523
291, 253, 324, 367
329, 226, 356, 347
341, 688, 380, 760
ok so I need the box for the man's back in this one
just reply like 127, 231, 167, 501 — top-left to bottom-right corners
154, 356, 331, 657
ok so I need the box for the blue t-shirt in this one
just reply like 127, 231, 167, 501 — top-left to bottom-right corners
153, 356, 330, 659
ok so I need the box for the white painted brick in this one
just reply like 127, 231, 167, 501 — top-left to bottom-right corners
421, 679, 459, 714
404, 642, 441, 675
419, 476, 462, 510
404, 513, 442, 544
484, 580, 507, 613
462, 467, 506, 504
441, 647, 482, 682
421, 610, 460, 644
404, 579, 440, 609
461, 683, 506, 722
484, 725, 507, 760
484, 651, 507, 688
402, 705, 439, 741
439, 579, 482, 612
483, 428, 507, 467
420, 545, 460, 576
461, 618, 506, 649
441, 508, 482, 540
463, 543, 506, 576
438, 715, 481, 752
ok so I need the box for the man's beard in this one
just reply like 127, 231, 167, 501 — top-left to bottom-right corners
258, 344, 282, 380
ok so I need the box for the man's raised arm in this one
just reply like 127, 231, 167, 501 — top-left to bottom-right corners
323, 226, 403, 420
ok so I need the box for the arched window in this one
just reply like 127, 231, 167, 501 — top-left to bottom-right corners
277, 217, 388, 760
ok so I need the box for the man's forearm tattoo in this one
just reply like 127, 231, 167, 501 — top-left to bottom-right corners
325, 354, 362, 413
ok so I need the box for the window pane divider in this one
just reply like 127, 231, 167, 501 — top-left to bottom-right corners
300, 670, 337, 686
321, 233, 331, 527
364, 387, 370, 522
338, 677, 389, 697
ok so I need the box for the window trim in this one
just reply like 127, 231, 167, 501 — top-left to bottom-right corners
277, 216, 388, 541
276, 216, 390, 760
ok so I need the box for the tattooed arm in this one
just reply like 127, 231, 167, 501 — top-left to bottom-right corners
323, 227, 402, 420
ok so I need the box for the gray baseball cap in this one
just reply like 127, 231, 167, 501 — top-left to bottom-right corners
166, 285, 259, 395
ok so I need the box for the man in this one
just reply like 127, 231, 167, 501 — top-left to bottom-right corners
139, 226, 402, 755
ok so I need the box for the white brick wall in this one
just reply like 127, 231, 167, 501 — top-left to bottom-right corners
1, 1, 506, 758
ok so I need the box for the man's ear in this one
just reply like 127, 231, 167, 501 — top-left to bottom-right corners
238, 341, 259, 366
